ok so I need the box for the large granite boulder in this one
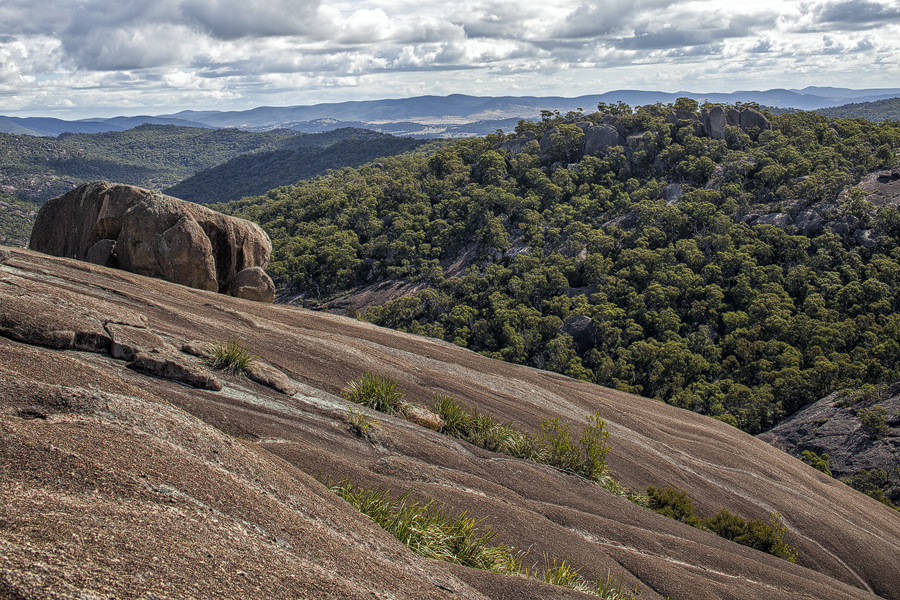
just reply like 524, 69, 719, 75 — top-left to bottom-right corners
29, 181, 275, 302
581, 125, 625, 156
701, 106, 727, 140
739, 108, 772, 133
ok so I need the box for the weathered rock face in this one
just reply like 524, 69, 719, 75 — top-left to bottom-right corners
3, 246, 900, 600
581, 125, 625, 156
29, 181, 275, 302
701, 106, 727, 140
759, 392, 900, 504
739, 108, 772, 133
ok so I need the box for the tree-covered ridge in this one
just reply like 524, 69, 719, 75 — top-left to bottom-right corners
218, 105, 900, 434
817, 97, 900, 123
0, 125, 427, 204
165, 133, 436, 204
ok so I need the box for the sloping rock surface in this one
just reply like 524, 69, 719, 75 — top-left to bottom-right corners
28, 181, 275, 302
759, 392, 900, 502
2, 246, 900, 600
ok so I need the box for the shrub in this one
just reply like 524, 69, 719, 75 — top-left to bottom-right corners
347, 408, 379, 439
842, 468, 900, 510
646, 486, 798, 562
800, 450, 832, 476
646, 485, 703, 528
204, 337, 256, 375
857, 406, 890, 438
341, 372, 407, 415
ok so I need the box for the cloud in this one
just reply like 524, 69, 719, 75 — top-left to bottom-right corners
811, 0, 900, 29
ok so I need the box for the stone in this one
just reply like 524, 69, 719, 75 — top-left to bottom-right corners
665, 184, 684, 205
246, 361, 297, 395
228, 267, 276, 303
854, 229, 876, 248
627, 131, 651, 148
675, 110, 699, 122
751, 213, 792, 228
581, 125, 624, 156
404, 405, 444, 431
794, 210, 825, 236
726, 109, 741, 126
702, 106, 726, 140
129, 349, 222, 390
84, 238, 118, 268
29, 181, 275, 302
559, 314, 598, 355
739, 108, 771, 133
106, 323, 174, 362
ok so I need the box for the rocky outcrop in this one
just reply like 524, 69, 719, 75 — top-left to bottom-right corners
581, 125, 625, 156
29, 181, 275, 302
759, 391, 900, 504
3, 245, 900, 600
559, 314, 599, 354
701, 106, 727, 140
750, 213, 793, 228
740, 108, 772, 133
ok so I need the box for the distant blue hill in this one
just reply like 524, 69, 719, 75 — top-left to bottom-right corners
5, 87, 900, 138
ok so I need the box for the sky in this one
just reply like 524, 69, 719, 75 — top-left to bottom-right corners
2, 0, 900, 119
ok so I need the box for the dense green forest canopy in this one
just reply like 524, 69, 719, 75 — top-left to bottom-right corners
221, 103, 900, 434
164, 133, 436, 204
0, 192, 38, 247
817, 97, 900, 123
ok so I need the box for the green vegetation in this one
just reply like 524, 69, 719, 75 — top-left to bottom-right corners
0, 125, 429, 205
220, 105, 900, 435
842, 468, 900, 510
341, 371, 408, 415
329, 480, 641, 599
171, 134, 430, 204
800, 450, 832, 476
204, 337, 257, 375
857, 406, 890, 438
0, 192, 38, 247
342, 373, 643, 504
347, 408, 380, 439
817, 97, 900, 123
646, 485, 798, 562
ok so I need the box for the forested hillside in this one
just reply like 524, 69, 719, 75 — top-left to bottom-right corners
817, 97, 900, 123
0, 125, 432, 243
164, 130, 435, 203
0, 192, 37, 247
220, 102, 900, 436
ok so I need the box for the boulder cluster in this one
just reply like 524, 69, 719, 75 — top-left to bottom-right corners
29, 181, 275, 302
502, 106, 772, 161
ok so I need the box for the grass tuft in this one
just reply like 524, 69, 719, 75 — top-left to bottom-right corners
328, 478, 641, 599
341, 372, 407, 415
204, 337, 256, 375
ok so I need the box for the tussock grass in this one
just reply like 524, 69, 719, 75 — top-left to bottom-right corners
432, 394, 647, 505
341, 372, 407, 415
204, 337, 256, 375
329, 479, 641, 599
329, 480, 521, 574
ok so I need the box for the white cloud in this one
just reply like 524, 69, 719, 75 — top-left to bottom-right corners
0, 0, 899, 118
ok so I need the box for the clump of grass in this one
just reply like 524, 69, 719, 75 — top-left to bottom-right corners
329, 480, 521, 574
329, 479, 641, 599
647, 485, 798, 562
432, 394, 644, 503
204, 337, 256, 375
347, 408, 380, 439
341, 372, 407, 415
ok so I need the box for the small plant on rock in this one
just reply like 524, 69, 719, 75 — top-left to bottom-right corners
341, 372, 407, 415
204, 337, 257, 375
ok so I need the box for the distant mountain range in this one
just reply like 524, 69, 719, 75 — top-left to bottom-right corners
3, 87, 900, 138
